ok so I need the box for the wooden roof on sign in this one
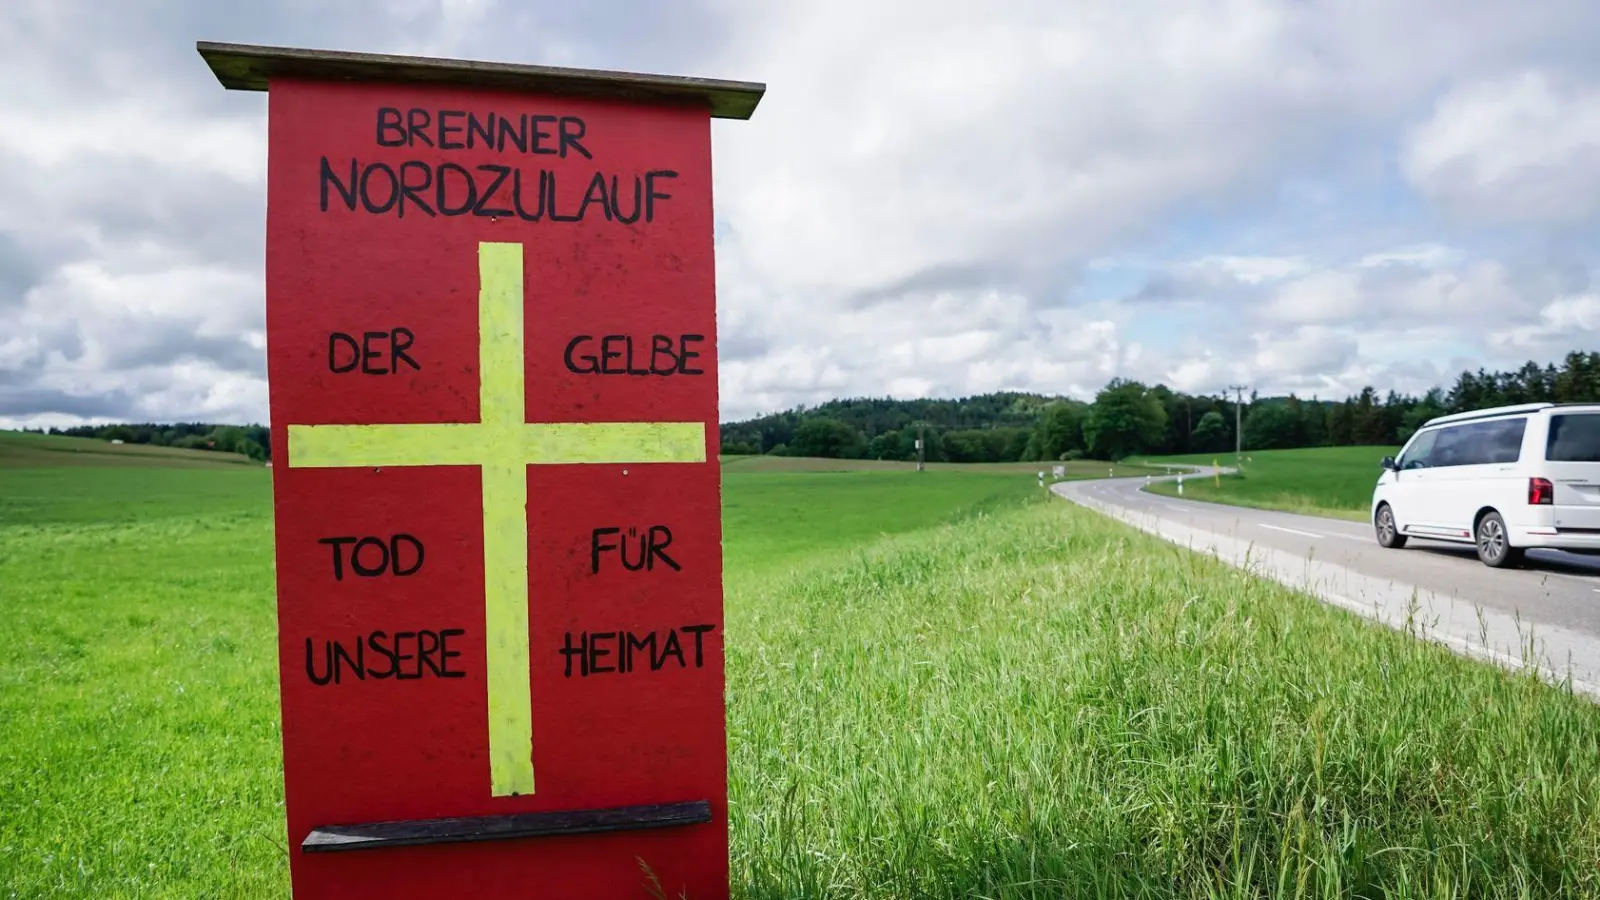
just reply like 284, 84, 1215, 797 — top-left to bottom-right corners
196, 41, 766, 120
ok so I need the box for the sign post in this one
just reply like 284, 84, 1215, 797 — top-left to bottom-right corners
201, 41, 763, 899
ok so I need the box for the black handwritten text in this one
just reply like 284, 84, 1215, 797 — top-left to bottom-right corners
563, 335, 704, 376
590, 525, 680, 574
328, 329, 420, 375
559, 625, 715, 678
319, 157, 677, 224
376, 108, 593, 158
305, 629, 466, 685
319, 535, 425, 581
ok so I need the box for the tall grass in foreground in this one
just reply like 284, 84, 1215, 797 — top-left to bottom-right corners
727, 498, 1600, 899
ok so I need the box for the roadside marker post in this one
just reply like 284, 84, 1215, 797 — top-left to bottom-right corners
201, 41, 763, 899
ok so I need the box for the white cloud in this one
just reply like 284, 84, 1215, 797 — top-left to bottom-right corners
713, 282, 1130, 419
1402, 71, 1600, 226
1250, 326, 1358, 377
0, 102, 265, 185
1200, 255, 1316, 285
6, 0, 1600, 428
1357, 243, 1466, 269
1261, 270, 1366, 326
3, 258, 266, 423
1162, 355, 1227, 393
116, 361, 271, 422
692, 0, 1600, 415
1488, 293, 1600, 353
1122, 239, 1593, 400
707, 0, 1333, 303
1258, 253, 1524, 330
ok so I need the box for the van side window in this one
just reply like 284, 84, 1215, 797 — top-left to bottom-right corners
1483, 417, 1527, 464
1547, 413, 1600, 462
1400, 429, 1438, 468
1429, 418, 1527, 467
1429, 424, 1475, 467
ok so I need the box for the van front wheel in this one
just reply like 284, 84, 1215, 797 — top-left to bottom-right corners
1375, 504, 1407, 549
1475, 511, 1525, 568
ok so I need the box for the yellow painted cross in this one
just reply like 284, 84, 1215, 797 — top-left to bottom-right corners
286, 241, 706, 798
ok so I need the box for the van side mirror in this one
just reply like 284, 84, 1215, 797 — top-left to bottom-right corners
1381, 456, 1398, 471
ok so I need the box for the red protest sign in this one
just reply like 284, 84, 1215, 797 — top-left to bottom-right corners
200, 42, 763, 899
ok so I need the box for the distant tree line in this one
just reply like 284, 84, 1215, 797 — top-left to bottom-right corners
26, 351, 1600, 466
719, 351, 1600, 463
30, 422, 270, 462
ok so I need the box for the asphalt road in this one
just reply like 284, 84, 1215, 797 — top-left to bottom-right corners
1054, 468, 1600, 695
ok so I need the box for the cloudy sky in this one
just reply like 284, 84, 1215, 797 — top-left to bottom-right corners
4, 0, 1600, 427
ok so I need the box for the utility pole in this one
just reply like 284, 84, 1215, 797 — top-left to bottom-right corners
1227, 384, 1248, 461
915, 422, 926, 472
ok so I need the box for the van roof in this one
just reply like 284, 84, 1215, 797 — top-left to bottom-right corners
1423, 402, 1600, 428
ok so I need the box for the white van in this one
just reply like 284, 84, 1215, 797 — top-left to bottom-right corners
1371, 402, 1600, 567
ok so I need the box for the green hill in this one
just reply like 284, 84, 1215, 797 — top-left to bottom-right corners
0, 430, 260, 469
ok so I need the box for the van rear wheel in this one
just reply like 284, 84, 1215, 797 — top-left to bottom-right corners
1475, 511, 1524, 568
1375, 504, 1407, 549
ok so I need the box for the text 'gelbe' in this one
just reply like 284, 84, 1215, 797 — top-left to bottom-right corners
563, 335, 705, 377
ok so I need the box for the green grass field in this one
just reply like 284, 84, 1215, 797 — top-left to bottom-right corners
1138, 446, 1401, 522
722, 470, 1035, 580
5, 436, 1600, 898
722, 455, 1162, 477
0, 429, 258, 469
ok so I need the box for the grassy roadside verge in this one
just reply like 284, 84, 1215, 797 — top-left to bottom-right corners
1138, 447, 1400, 522
729, 497, 1600, 897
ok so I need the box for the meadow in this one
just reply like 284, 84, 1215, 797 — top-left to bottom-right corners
720, 455, 1162, 477
4, 435, 1600, 898
1138, 446, 1401, 521
0, 429, 258, 469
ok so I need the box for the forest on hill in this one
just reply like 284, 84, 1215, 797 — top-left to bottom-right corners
24, 351, 1600, 465
719, 351, 1600, 463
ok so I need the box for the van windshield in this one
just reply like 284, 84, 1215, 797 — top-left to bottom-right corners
1546, 413, 1600, 462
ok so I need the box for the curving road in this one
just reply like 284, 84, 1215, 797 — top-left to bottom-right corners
1053, 468, 1600, 698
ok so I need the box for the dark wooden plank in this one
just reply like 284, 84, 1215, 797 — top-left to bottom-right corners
196, 41, 765, 120
301, 799, 712, 853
